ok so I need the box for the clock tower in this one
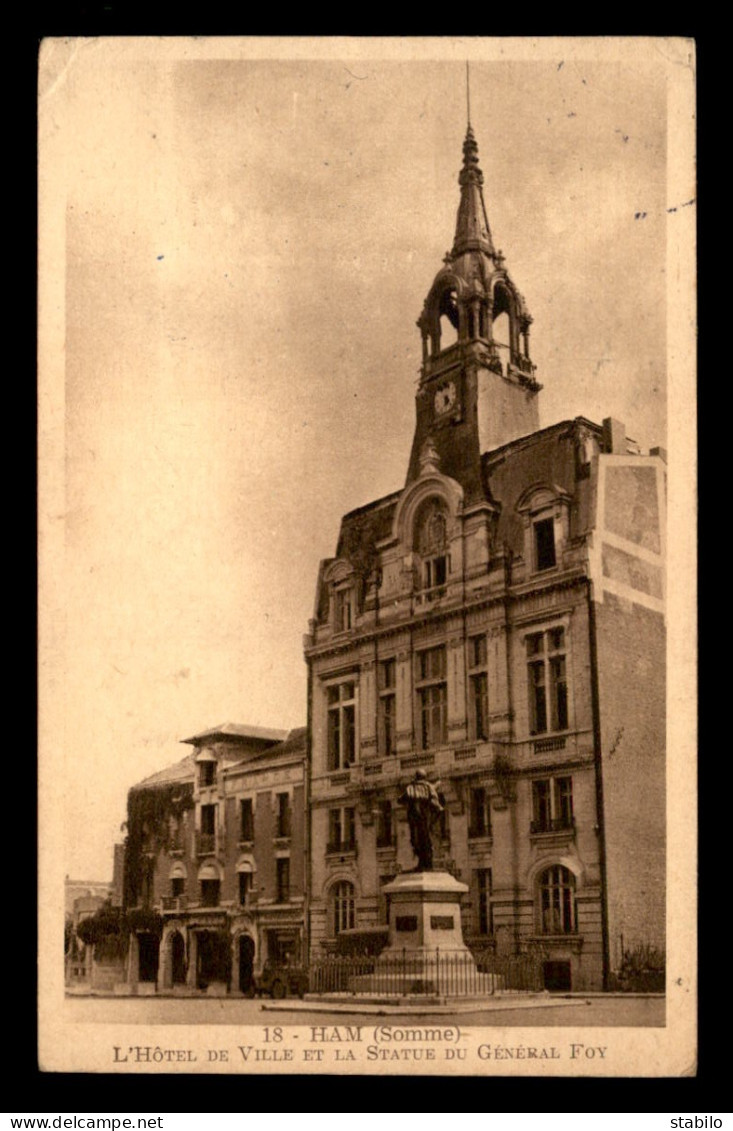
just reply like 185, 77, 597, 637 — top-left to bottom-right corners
406, 123, 541, 503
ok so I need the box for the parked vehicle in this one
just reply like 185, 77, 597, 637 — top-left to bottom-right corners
252, 960, 309, 999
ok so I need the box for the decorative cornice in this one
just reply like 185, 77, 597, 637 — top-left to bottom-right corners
304, 571, 589, 662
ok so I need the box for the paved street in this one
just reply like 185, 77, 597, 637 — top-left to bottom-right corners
65, 993, 664, 1028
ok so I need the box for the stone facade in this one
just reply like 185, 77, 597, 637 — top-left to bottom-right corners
303, 126, 666, 991
123, 724, 306, 994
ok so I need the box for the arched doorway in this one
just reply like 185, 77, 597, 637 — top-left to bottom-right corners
238, 935, 255, 995
171, 931, 186, 986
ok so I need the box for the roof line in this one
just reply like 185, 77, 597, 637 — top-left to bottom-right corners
340, 488, 402, 523
483, 416, 602, 460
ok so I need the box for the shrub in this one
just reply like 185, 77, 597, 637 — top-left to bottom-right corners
75, 903, 128, 964
76, 905, 125, 948
613, 943, 665, 992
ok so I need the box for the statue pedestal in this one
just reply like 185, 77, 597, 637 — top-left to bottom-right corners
343, 873, 504, 995
347, 871, 489, 995
381, 871, 473, 957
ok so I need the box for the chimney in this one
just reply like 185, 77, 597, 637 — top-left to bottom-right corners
602, 417, 626, 454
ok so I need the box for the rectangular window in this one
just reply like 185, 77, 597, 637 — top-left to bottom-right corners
343, 806, 355, 850
276, 858, 290, 903
276, 792, 291, 838
534, 517, 557, 571
527, 628, 569, 735
335, 587, 353, 632
416, 646, 447, 750
198, 760, 216, 787
199, 804, 217, 854
556, 776, 573, 827
327, 807, 356, 853
476, 868, 493, 936
470, 633, 487, 667
327, 681, 357, 770
171, 876, 185, 898
531, 776, 574, 833
200, 879, 220, 908
378, 659, 397, 757
376, 800, 393, 848
471, 674, 489, 740
468, 633, 489, 741
239, 798, 254, 842
238, 870, 252, 906
425, 554, 448, 591
550, 657, 568, 731
469, 787, 491, 838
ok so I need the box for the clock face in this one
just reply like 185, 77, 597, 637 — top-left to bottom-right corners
434, 381, 457, 415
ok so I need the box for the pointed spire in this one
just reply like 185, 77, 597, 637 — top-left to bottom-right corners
466, 60, 471, 128
452, 122, 495, 258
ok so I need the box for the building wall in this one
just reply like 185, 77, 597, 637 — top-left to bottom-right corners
124, 733, 306, 991
595, 591, 666, 971
307, 572, 605, 989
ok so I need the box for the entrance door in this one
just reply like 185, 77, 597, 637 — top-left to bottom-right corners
196, 931, 231, 989
238, 935, 255, 994
138, 933, 159, 983
171, 932, 186, 985
543, 960, 572, 991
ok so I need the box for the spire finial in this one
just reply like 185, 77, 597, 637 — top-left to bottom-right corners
452, 77, 495, 258
466, 61, 471, 128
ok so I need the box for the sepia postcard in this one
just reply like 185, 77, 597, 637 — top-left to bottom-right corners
38, 35, 697, 1077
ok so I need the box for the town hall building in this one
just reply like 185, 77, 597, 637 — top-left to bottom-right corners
303, 122, 666, 992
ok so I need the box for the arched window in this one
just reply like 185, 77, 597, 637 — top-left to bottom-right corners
414, 498, 450, 594
537, 865, 577, 935
492, 283, 515, 373
438, 287, 459, 350
169, 861, 187, 903
198, 862, 221, 908
332, 880, 355, 935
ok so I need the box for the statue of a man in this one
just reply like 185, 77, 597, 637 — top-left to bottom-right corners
399, 770, 444, 871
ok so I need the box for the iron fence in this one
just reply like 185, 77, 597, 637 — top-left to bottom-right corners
309, 948, 543, 997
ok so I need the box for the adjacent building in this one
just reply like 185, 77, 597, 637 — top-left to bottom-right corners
303, 125, 665, 991
64, 877, 113, 984
124, 723, 306, 993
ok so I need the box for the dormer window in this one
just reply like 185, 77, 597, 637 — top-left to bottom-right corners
415, 498, 450, 596
334, 585, 354, 633
517, 485, 569, 576
534, 517, 556, 571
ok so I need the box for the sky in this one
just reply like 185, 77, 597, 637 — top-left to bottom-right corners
38, 38, 687, 882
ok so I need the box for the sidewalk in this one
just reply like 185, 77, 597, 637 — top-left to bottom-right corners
261, 993, 592, 1015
